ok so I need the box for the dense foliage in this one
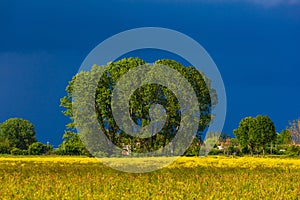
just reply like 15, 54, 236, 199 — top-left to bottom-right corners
233, 115, 277, 156
0, 118, 37, 154
0, 118, 53, 155
60, 58, 215, 156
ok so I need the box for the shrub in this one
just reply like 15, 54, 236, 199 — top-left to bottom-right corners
11, 148, 27, 155
208, 148, 223, 155
28, 142, 45, 155
28, 142, 53, 155
286, 145, 300, 157
228, 146, 243, 156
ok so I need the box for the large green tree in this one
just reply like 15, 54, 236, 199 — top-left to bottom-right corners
233, 115, 276, 156
61, 57, 216, 156
0, 118, 37, 151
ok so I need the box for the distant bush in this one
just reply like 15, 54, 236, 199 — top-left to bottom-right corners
228, 146, 243, 156
10, 148, 28, 155
286, 145, 300, 157
28, 142, 53, 155
208, 148, 223, 155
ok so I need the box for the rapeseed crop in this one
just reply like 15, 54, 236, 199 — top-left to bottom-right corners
1, 156, 299, 199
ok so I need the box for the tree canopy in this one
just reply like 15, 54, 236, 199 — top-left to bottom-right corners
60, 57, 216, 156
233, 115, 276, 156
0, 118, 37, 152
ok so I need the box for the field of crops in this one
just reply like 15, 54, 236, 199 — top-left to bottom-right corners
1, 156, 300, 199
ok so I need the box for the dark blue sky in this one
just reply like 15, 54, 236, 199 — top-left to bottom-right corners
0, 0, 299, 146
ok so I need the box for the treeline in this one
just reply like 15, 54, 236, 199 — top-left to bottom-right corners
0, 116, 299, 157
0, 118, 53, 155
209, 116, 300, 157
0, 118, 90, 156
1, 58, 300, 157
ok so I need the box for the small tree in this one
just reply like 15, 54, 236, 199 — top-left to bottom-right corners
58, 131, 90, 156
0, 118, 37, 150
28, 142, 52, 155
233, 117, 256, 156
234, 115, 276, 156
255, 115, 277, 156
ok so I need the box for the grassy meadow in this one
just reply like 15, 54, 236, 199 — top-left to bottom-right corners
1, 156, 300, 199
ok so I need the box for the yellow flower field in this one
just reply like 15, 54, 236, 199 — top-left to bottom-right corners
1, 156, 300, 199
